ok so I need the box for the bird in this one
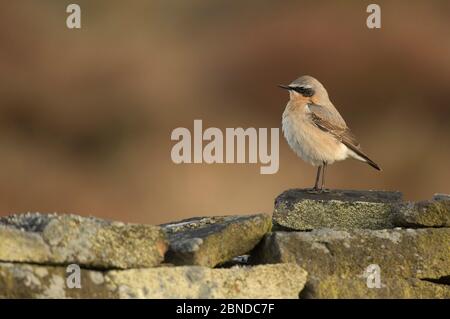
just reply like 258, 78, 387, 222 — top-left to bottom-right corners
280, 75, 381, 192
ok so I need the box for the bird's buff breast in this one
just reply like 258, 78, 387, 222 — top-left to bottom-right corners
282, 106, 348, 166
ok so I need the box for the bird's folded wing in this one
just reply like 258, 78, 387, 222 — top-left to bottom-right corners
307, 103, 360, 149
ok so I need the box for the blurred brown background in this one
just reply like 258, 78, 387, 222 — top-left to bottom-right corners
0, 1, 449, 224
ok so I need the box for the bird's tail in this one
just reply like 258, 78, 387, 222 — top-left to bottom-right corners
343, 142, 382, 171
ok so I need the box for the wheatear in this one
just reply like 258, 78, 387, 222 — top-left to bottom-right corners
280, 75, 381, 192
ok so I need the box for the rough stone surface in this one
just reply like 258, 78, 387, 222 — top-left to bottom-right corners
0, 213, 167, 269
393, 200, 450, 228
300, 276, 450, 299
2, 191, 449, 299
273, 189, 402, 230
0, 262, 111, 298
433, 194, 450, 201
252, 228, 450, 298
0, 262, 307, 299
161, 214, 271, 267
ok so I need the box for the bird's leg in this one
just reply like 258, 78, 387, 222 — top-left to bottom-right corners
314, 165, 321, 190
307, 165, 322, 193
320, 161, 330, 192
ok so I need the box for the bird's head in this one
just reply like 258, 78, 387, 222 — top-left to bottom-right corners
278, 75, 329, 104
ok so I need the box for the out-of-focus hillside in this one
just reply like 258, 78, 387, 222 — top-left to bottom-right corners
0, 0, 449, 224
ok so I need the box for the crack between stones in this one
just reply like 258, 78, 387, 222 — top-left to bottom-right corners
0, 260, 119, 272
298, 281, 314, 299
419, 275, 450, 286
393, 223, 449, 229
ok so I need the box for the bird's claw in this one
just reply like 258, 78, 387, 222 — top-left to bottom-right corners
306, 188, 322, 194
306, 188, 330, 194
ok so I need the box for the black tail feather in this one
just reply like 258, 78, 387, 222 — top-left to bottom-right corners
343, 142, 382, 171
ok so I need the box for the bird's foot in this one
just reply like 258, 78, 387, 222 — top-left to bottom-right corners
306, 187, 330, 194
306, 188, 322, 194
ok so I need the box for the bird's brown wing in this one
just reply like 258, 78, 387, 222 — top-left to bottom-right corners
308, 103, 381, 170
307, 103, 360, 148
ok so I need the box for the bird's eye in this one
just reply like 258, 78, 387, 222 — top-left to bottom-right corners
294, 87, 315, 97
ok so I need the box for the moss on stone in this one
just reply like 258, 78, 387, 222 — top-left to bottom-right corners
0, 213, 167, 269
252, 228, 450, 298
393, 200, 450, 228
273, 189, 401, 230
162, 214, 272, 267
0, 262, 306, 299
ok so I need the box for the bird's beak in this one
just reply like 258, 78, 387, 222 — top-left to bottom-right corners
278, 84, 291, 90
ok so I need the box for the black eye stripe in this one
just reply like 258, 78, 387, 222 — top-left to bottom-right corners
292, 86, 315, 97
